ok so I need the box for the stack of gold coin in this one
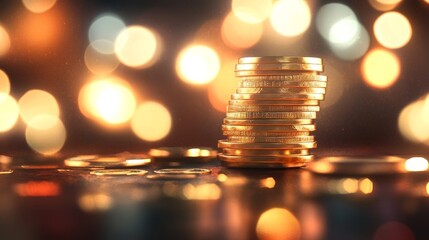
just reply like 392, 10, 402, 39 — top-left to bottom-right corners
218, 56, 327, 168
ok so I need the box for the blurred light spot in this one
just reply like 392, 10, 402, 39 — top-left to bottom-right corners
131, 101, 172, 141
231, 0, 272, 24
260, 177, 276, 189
373, 221, 415, 240
84, 44, 119, 75
405, 157, 429, 172
22, 0, 56, 13
25, 115, 66, 155
176, 45, 220, 85
361, 49, 400, 89
182, 183, 221, 200
359, 178, 374, 194
341, 178, 359, 194
0, 69, 10, 96
114, 25, 161, 68
0, 25, 11, 56
398, 97, 429, 143
369, 0, 402, 11
374, 12, 412, 49
17, 11, 60, 49
78, 193, 112, 212
0, 94, 20, 132
89, 13, 126, 54
330, 24, 370, 61
14, 181, 60, 197
221, 12, 263, 50
270, 0, 311, 37
426, 182, 429, 195
18, 89, 60, 125
256, 208, 301, 240
78, 77, 137, 125
217, 173, 228, 182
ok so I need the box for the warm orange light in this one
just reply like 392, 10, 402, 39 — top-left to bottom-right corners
14, 181, 60, 197
78, 193, 112, 212
405, 157, 429, 172
18, 89, 60, 126
0, 69, 10, 96
25, 115, 66, 155
0, 94, 20, 132
176, 45, 220, 85
114, 25, 161, 68
256, 208, 301, 240
22, 0, 57, 13
221, 12, 263, 50
369, 0, 402, 11
84, 44, 119, 75
361, 49, 400, 89
374, 11, 412, 49
231, 0, 272, 24
182, 183, 222, 200
131, 101, 172, 141
0, 24, 11, 56
78, 77, 137, 125
270, 0, 311, 37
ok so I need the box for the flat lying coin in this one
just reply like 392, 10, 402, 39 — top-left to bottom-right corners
219, 154, 314, 162
154, 168, 211, 175
224, 118, 315, 125
231, 93, 324, 101
222, 148, 309, 156
220, 160, 306, 168
227, 136, 315, 143
229, 99, 320, 106
222, 124, 316, 131
227, 105, 320, 112
19, 165, 59, 170
226, 111, 316, 119
238, 56, 322, 64
236, 87, 326, 94
235, 63, 323, 71
146, 174, 198, 180
218, 140, 317, 149
223, 130, 311, 137
90, 169, 148, 176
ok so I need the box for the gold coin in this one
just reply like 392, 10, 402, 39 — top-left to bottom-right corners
220, 161, 306, 168
218, 140, 317, 149
219, 153, 314, 162
222, 124, 316, 131
236, 87, 325, 94
237, 74, 327, 81
229, 99, 320, 106
224, 118, 315, 125
222, 148, 309, 156
238, 56, 322, 64
235, 63, 323, 72
239, 80, 327, 88
236, 69, 322, 77
231, 93, 324, 100
223, 130, 311, 137
226, 111, 316, 119
64, 155, 151, 168
154, 168, 211, 175
227, 135, 314, 143
148, 147, 217, 158
90, 169, 148, 176
146, 173, 198, 180
227, 105, 320, 112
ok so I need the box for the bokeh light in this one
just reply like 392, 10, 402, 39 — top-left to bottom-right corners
270, 0, 311, 37
0, 94, 20, 132
89, 13, 126, 54
18, 89, 60, 126
131, 101, 172, 142
114, 25, 161, 68
330, 24, 370, 61
182, 183, 222, 200
0, 24, 11, 56
373, 221, 415, 240
405, 157, 429, 172
176, 45, 220, 85
231, 0, 272, 24
373, 11, 412, 49
316, 3, 358, 43
78, 193, 112, 212
0, 69, 10, 97
78, 77, 137, 125
361, 49, 400, 89
25, 115, 66, 155
221, 12, 263, 50
369, 0, 403, 12
84, 44, 119, 75
22, 0, 57, 13
256, 208, 301, 240
398, 95, 429, 143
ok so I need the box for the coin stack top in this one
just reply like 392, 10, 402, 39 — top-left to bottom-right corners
218, 56, 327, 168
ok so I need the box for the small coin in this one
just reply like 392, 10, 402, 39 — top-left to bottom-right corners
220, 160, 306, 168
231, 93, 324, 101
223, 130, 311, 137
222, 124, 316, 131
229, 99, 320, 106
224, 118, 315, 125
227, 105, 320, 112
227, 135, 315, 143
222, 148, 309, 156
238, 56, 322, 64
219, 153, 314, 162
0, 169, 13, 175
239, 80, 327, 88
237, 74, 327, 81
90, 169, 148, 176
146, 174, 198, 180
64, 155, 151, 168
235, 63, 323, 72
154, 168, 211, 175
236, 87, 326, 94
226, 111, 316, 119
218, 140, 317, 149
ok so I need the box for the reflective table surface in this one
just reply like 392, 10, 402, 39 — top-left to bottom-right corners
1, 155, 429, 240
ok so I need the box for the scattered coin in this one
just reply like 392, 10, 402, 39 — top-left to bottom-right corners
90, 169, 148, 176
154, 168, 211, 175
